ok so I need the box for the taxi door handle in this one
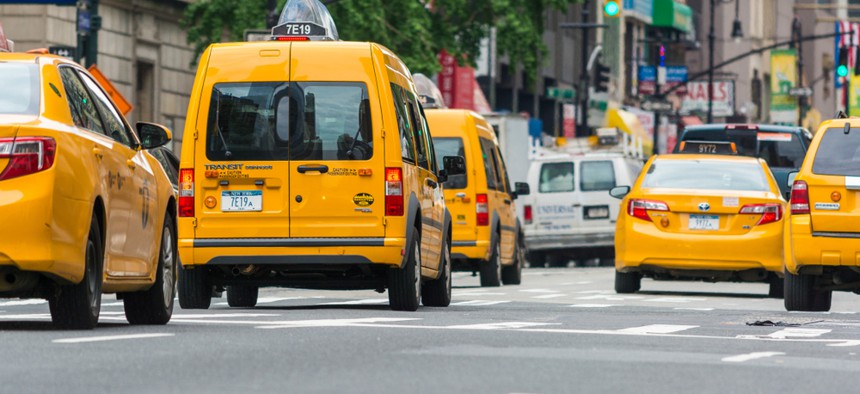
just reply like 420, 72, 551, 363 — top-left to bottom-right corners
425, 178, 438, 188
92, 147, 103, 159
126, 159, 136, 170
297, 165, 329, 174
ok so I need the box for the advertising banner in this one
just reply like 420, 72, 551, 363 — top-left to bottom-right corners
770, 49, 798, 125
680, 81, 734, 117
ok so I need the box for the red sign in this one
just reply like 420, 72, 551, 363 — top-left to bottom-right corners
437, 50, 475, 110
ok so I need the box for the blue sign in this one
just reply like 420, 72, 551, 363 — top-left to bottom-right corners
77, 9, 91, 32
665, 66, 688, 83
638, 65, 656, 82
0, 0, 78, 4
624, 0, 654, 21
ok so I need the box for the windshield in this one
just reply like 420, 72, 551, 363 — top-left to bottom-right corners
642, 159, 770, 192
812, 128, 860, 176
0, 63, 39, 115
433, 137, 467, 189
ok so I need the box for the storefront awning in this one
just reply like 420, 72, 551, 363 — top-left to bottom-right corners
607, 108, 654, 155
652, 0, 693, 32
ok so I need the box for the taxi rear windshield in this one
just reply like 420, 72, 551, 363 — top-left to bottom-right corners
0, 63, 39, 115
206, 82, 372, 161
642, 160, 770, 192
433, 137, 467, 189
812, 128, 860, 176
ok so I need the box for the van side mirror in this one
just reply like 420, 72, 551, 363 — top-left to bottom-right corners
443, 156, 466, 176
609, 186, 631, 199
437, 169, 448, 184
514, 182, 530, 197
137, 122, 172, 149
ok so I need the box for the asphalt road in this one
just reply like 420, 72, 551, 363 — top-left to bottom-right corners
2, 268, 860, 393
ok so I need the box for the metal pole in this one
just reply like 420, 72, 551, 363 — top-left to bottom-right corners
579, 0, 591, 137
793, 17, 805, 126
848, 32, 854, 116
707, 0, 716, 123
488, 27, 496, 110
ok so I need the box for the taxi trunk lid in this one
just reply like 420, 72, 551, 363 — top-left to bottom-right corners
639, 189, 782, 235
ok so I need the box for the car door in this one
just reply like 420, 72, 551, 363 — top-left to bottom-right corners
405, 94, 442, 271
58, 67, 134, 276
479, 137, 514, 261
531, 160, 578, 237
492, 145, 517, 263
78, 71, 157, 276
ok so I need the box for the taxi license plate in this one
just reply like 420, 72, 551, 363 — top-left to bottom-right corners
688, 214, 719, 230
222, 191, 262, 212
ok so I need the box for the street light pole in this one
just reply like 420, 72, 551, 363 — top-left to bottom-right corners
707, 0, 716, 123
792, 17, 805, 125
580, 0, 591, 137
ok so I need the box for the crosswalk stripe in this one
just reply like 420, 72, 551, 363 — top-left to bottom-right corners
445, 322, 557, 330
764, 328, 831, 339
451, 300, 511, 306
617, 324, 699, 334
569, 304, 616, 308
320, 299, 388, 305
533, 294, 566, 299
0, 299, 46, 307
722, 351, 785, 363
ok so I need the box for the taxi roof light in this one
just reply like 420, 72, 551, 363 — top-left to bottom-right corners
271, 0, 339, 41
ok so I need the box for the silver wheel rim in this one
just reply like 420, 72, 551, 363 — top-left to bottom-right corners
161, 228, 175, 307
413, 239, 421, 297
495, 244, 502, 278
85, 239, 99, 315
444, 245, 451, 294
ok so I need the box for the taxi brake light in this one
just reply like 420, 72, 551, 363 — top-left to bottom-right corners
385, 167, 403, 216
524, 204, 533, 225
627, 199, 669, 222
0, 137, 56, 181
790, 180, 810, 215
179, 168, 195, 217
739, 203, 782, 225
274, 36, 310, 41
476, 193, 489, 226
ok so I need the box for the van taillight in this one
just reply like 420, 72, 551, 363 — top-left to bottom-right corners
385, 167, 403, 216
179, 168, 195, 217
790, 180, 810, 215
627, 199, 669, 222
0, 137, 56, 181
739, 203, 782, 225
476, 194, 489, 226
524, 204, 533, 225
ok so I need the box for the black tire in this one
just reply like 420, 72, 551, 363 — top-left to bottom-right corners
768, 276, 785, 299
227, 285, 259, 308
480, 241, 502, 287
615, 270, 641, 294
422, 238, 452, 307
528, 251, 546, 268
502, 240, 524, 285
785, 271, 832, 311
50, 216, 103, 330
178, 263, 212, 310
389, 229, 421, 311
124, 215, 177, 325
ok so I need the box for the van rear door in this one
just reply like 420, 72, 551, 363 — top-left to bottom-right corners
806, 127, 860, 234
531, 160, 578, 236
577, 159, 619, 232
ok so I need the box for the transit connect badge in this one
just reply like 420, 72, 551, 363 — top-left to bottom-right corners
814, 202, 840, 211
353, 193, 374, 207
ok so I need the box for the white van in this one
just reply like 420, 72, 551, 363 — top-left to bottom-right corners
523, 153, 643, 267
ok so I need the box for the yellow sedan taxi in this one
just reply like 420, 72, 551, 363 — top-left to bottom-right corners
0, 52, 177, 329
611, 153, 786, 297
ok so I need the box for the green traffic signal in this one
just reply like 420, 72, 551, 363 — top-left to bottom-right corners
838, 64, 849, 78
604, 1, 620, 17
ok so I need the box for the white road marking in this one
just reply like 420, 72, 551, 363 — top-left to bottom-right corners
644, 297, 706, 303
171, 313, 281, 319
451, 300, 511, 306
617, 324, 699, 334
257, 317, 421, 329
519, 289, 558, 293
216, 296, 312, 306
445, 322, 558, 330
533, 294, 566, 299
721, 351, 785, 363
454, 291, 507, 296
562, 281, 593, 285
320, 299, 388, 305
102, 302, 124, 307
569, 304, 617, 308
0, 314, 50, 319
674, 307, 715, 311
762, 328, 831, 339
53, 333, 174, 344
576, 290, 613, 294
576, 294, 642, 301
0, 299, 46, 307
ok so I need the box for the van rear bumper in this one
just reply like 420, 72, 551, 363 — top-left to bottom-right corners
525, 232, 614, 251
451, 239, 490, 260
179, 237, 407, 267
786, 222, 860, 274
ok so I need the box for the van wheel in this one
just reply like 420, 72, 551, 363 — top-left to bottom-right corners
389, 230, 421, 311
767, 276, 784, 299
785, 271, 831, 311
124, 215, 177, 325
49, 215, 103, 330
480, 241, 502, 287
178, 264, 212, 310
528, 251, 546, 268
227, 286, 259, 308
615, 270, 641, 294
502, 241, 524, 285
422, 238, 452, 307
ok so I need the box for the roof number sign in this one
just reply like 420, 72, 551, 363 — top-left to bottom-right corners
272, 22, 326, 37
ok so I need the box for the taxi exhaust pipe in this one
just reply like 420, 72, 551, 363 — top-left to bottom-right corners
231, 265, 259, 276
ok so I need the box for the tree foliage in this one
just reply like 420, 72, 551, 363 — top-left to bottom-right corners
182, 0, 582, 79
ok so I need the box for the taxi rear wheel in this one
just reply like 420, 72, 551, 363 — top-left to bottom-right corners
480, 241, 502, 287
227, 286, 259, 308
785, 271, 832, 312
389, 230, 421, 311
49, 215, 103, 330
422, 237, 452, 307
178, 264, 212, 310
501, 240, 524, 285
123, 214, 177, 325
615, 271, 641, 294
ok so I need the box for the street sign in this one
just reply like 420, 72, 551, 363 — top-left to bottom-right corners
642, 100, 673, 112
49, 46, 76, 60
77, 9, 91, 33
789, 87, 812, 97
681, 81, 735, 117
546, 87, 575, 100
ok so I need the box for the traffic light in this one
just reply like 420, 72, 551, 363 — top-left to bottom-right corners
603, 0, 622, 18
838, 46, 849, 78
595, 62, 611, 92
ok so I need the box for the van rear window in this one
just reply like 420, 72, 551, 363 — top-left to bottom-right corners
433, 137, 467, 189
205, 82, 371, 161
539, 162, 574, 193
812, 128, 860, 176
0, 63, 39, 115
580, 161, 616, 191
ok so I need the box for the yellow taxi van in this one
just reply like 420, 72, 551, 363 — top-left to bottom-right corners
177, 0, 464, 311
785, 115, 860, 311
0, 51, 177, 329
424, 108, 530, 287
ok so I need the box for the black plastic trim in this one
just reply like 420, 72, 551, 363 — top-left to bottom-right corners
194, 238, 385, 247
206, 255, 374, 265
812, 231, 860, 239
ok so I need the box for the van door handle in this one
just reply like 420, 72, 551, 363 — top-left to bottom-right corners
425, 178, 438, 188
126, 159, 136, 170
297, 165, 329, 174
92, 147, 103, 159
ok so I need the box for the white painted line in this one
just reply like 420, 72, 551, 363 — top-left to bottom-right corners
533, 294, 566, 299
674, 307, 715, 311
216, 296, 310, 306
569, 304, 617, 308
563, 281, 594, 285
576, 294, 643, 301
645, 297, 706, 303
519, 289, 559, 293
445, 322, 558, 330
102, 302, 124, 307
257, 317, 421, 329
0, 314, 51, 319
617, 324, 699, 334
0, 299, 46, 307
454, 291, 507, 296
722, 351, 785, 363
320, 299, 388, 306
171, 313, 281, 319
763, 328, 831, 339
451, 300, 511, 306
53, 333, 174, 344
576, 290, 613, 294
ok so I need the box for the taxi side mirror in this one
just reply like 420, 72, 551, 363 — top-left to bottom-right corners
437, 169, 448, 184
609, 186, 631, 199
443, 156, 466, 176
514, 182, 530, 197
138, 122, 172, 150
